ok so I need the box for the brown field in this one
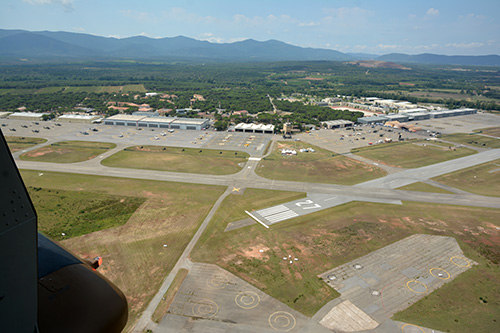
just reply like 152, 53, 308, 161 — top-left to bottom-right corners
474, 126, 500, 138
20, 170, 225, 331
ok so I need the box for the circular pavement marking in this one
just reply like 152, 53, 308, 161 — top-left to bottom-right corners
235, 291, 260, 309
269, 311, 296, 332
192, 299, 219, 318
401, 323, 425, 332
206, 273, 229, 289
406, 280, 428, 294
450, 256, 470, 267
429, 267, 451, 280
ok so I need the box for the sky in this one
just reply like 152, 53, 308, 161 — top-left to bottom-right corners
1, 0, 499, 55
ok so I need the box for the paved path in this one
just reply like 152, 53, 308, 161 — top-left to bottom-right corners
134, 188, 233, 332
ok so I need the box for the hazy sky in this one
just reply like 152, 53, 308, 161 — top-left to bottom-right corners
1, 0, 499, 55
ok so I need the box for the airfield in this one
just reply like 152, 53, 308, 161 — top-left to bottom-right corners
2, 111, 500, 333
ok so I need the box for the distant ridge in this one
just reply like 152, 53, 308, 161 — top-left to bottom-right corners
0, 29, 499, 66
379, 53, 500, 67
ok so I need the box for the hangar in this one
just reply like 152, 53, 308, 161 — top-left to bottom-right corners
322, 120, 354, 129
234, 123, 274, 134
8, 112, 49, 121
56, 114, 100, 124
103, 114, 210, 130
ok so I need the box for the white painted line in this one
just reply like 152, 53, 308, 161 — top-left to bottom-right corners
258, 205, 288, 216
266, 211, 299, 223
245, 210, 269, 229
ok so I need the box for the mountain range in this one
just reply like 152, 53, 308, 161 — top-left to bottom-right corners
1, 29, 500, 66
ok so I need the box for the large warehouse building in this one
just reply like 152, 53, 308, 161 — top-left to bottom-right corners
103, 114, 210, 130
357, 108, 477, 125
56, 114, 100, 124
8, 112, 49, 121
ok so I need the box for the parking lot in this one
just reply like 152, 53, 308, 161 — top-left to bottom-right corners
0, 119, 272, 157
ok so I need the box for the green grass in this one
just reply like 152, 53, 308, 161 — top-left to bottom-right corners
20, 170, 225, 331
396, 182, 455, 194
122, 84, 147, 93
36, 87, 64, 94
442, 133, 500, 148
256, 141, 386, 185
473, 127, 500, 138
29, 187, 145, 240
352, 141, 476, 168
5, 136, 47, 152
20, 140, 116, 163
102, 146, 249, 175
393, 242, 500, 333
433, 159, 500, 197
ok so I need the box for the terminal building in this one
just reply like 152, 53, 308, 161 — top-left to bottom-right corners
103, 114, 210, 130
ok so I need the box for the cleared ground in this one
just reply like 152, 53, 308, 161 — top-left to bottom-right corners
474, 126, 500, 138
442, 133, 500, 149
102, 146, 249, 175
20, 170, 225, 331
433, 159, 500, 197
192, 189, 500, 323
256, 141, 386, 185
5, 135, 47, 152
20, 140, 116, 163
396, 182, 455, 194
352, 141, 476, 168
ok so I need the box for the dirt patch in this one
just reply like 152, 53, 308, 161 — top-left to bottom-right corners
241, 245, 270, 260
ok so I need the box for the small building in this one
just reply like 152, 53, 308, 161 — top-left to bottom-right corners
234, 123, 274, 134
322, 119, 354, 129
56, 114, 100, 124
8, 112, 49, 121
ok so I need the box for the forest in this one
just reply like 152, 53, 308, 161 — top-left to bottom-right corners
0, 60, 499, 128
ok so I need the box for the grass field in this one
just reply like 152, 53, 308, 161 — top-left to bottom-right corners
352, 141, 476, 168
474, 127, 500, 138
433, 159, 500, 197
5, 136, 47, 152
256, 141, 386, 185
102, 146, 249, 175
29, 187, 145, 240
192, 189, 500, 320
396, 182, 455, 194
20, 170, 225, 331
62, 84, 146, 93
20, 140, 116, 163
442, 133, 500, 149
